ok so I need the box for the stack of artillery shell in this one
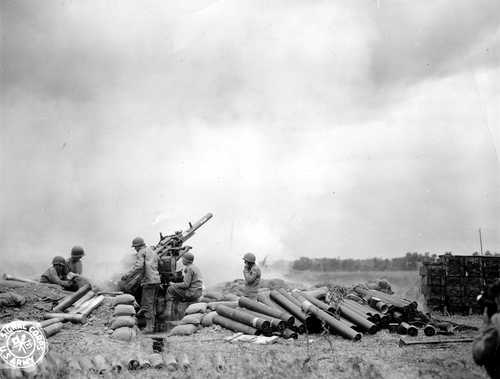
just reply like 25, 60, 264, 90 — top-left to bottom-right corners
256, 293, 303, 333
238, 297, 293, 328
42, 287, 104, 335
290, 291, 361, 341
353, 287, 431, 334
270, 289, 320, 332
53, 284, 92, 312
214, 305, 271, 335
341, 299, 387, 326
309, 297, 378, 335
110, 294, 137, 341
354, 287, 417, 315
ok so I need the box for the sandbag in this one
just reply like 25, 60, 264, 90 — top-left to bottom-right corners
203, 291, 224, 300
110, 316, 136, 330
111, 327, 136, 341
180, 313, 204, 325
112, 294, 136, 306
185, 303, 208, 315
113, 304, 136, 317
168, 324, 198, 336
201, 311, 217, 327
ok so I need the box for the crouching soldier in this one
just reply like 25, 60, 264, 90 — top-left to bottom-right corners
166, 252, 202, 302
40, 256, 79, 291
243, 253, 261, 299
473, 279, 500, 378
123, 237, 161, 334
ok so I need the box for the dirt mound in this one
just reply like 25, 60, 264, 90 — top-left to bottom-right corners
207, 278, 308, 298
0, 280, 71, 323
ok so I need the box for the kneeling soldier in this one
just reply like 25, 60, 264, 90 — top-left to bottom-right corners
40, 256, 78, 291
166, 252, 203, 302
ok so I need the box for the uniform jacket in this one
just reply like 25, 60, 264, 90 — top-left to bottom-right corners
473, 313, 500, 378
172, 264, 203, 292
40, 266, 72, 288
66, 258, 83, 275
126, 246, 161, 285
243, 264, 261, 297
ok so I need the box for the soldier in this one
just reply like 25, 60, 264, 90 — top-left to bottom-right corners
166, 252, 203, 302
122, 237, 161, 334
67, 246, 84, 274
473, 279, 500, 378
40, 256, 78, 291
243, 252, 261, 299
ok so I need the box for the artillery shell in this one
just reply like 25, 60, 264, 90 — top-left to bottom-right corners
162, 353, 177, 371
180, 353, 191, 370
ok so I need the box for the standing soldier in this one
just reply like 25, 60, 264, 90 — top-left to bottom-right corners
123, 237, 161, 334
166, 252, 203, 302
243, 253, 261, 299
67, 246, 84, 274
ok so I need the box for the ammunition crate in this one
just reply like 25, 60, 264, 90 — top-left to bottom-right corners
421, 255, 500, 314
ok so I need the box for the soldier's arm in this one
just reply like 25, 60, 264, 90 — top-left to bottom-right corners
244, 267, 259, 285
47, 268, 72, 288
175, 268, 193, 289
124, 252, 145, 278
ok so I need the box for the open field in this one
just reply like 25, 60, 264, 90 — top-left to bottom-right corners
0, 271, 490, 379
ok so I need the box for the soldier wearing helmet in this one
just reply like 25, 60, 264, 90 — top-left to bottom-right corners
122, 236, 161, 333
166, 251, 203, 302
40, 256, 78, 291
67, 246, 85, 275
243, 252, 261, 299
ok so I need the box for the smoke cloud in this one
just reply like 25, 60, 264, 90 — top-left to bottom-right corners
1, 0, 499, 285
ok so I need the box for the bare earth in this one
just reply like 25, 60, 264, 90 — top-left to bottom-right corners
0, 271, 491, 378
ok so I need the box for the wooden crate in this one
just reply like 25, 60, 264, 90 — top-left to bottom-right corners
464, 257, 482, 277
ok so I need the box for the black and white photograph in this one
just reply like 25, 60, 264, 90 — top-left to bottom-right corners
1, 0, 499, 378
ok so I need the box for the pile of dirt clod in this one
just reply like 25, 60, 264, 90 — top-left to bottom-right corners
0, 280, 71, 323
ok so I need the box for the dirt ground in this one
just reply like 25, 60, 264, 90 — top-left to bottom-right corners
0, 273, 492, 379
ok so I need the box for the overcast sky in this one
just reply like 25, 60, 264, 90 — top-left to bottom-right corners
1, 0, 499, 284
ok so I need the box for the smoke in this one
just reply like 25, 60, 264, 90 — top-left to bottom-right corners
1, 0, 499, 286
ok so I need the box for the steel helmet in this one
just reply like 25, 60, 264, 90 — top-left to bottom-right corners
243, 252, 256, 263
182, 252, 194, 264
52, 256, 66, 266
71, 246, 85, 258
131, 237, 145, 248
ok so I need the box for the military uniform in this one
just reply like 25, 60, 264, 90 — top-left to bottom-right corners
473, 313, 500, 378
126, 244, 160, 333
243, 264, 261, 299
66, 258, 83, 275
167, 264, 203, 301
40, 266, 77, 291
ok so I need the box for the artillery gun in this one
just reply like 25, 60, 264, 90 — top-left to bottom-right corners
154, 213, 213, 284
118, 213, 213, 295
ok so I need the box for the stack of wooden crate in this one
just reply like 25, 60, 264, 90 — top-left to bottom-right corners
420, 255, 500, 314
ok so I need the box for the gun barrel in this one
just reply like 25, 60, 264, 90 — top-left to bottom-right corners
181, 213, 213, 241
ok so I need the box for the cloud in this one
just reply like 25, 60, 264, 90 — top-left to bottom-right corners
0, 0, 499, 285
370, 0, 500, 87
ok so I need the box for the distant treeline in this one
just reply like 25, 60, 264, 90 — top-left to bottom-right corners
291, 251, 499, 271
